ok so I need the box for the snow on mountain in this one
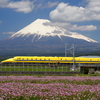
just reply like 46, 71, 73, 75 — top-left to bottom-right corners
10, 19, 98, 43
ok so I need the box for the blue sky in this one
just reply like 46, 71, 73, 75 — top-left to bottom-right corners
0, 0, 100, 42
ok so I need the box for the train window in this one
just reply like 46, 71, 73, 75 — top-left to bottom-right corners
17, 58, 21, 60
22, 58, 24, 60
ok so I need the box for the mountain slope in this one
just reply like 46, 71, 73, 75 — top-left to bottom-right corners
10, 19, 97, 43
0, 19, 99, 56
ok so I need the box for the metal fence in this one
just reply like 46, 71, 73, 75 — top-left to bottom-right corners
0, 63, 80, 74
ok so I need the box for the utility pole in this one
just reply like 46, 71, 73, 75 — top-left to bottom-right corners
65, 43, 75, 71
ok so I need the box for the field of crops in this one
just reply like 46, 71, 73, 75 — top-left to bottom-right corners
0, 76, 100, 100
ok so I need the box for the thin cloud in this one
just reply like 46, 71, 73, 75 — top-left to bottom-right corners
35, 1, 59, 9
3, 32, 15, 34
50, 0, 100, 22
0, 0, 58, 13
46, 2, 59, 8
0, 0, 9, 7
44, 22, 97, 31
0, 0, 34, 13
7, 0, 34, 13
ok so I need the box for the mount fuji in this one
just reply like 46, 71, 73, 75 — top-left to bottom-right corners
0, 19, 99, 56
10, 19, 97, 43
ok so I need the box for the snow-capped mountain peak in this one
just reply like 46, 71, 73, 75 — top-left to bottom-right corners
11, 19, 66, 38
10, 19, 98, 43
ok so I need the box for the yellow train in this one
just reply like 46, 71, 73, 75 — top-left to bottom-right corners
1, 56, 100, 66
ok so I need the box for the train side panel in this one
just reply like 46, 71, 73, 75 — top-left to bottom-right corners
1, 56, 100, 65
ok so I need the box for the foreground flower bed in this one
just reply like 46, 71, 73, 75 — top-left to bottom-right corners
0, 76, 100, 100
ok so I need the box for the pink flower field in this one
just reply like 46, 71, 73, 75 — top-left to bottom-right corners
0, 76, 100, 100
